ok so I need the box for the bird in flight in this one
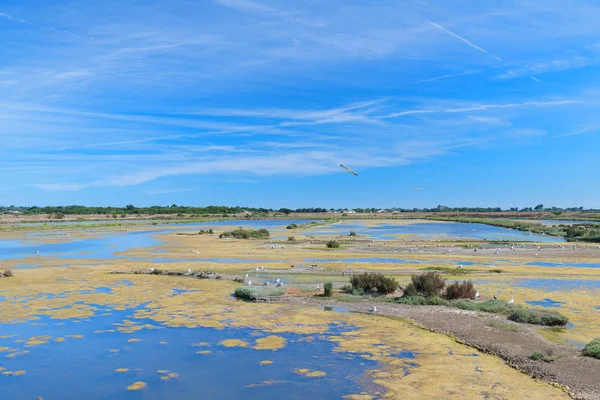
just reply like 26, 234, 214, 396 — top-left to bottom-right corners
410, 187, 424, 192
340, 164, 358, 176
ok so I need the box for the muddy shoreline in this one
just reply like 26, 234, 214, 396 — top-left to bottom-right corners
267, 295, 600, 400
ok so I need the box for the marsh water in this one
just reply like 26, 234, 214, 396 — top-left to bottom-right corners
0, 219, 592, 398
0, 307, 383, 400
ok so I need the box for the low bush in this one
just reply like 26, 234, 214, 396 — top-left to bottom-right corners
489, 269, 504, 273
340, 284, 353, 292
396, 296, 447, 306
326, 240, 341, 248
453, 300, 511, 314
219, 228, 270, 239
406, 272, 445, 297
287, 236, 296, 242
423, 266, 475, 275
583, 338, 600, 359
324, 282, 333, 297
530, 351, 544, 361
2, 269, 13, 278
286, 224, 298, 229
445, 280, 476, 300
198, 229, 214, 235
349, 231, 357, 236
350, 273, 398, 295
234, 286, 286, 300
508, 308, 569, 326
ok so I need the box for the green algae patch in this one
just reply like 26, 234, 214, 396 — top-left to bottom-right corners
295, 368, 326, 377
54, 337, 64, 343
26, 335, 51, 346
127, 381, 147, 391
253, 336, 287, 350
219, 339, 249, 348
67, 334, 83, 339
157, 370, 179, 381
159, 341, 168, 345
260, 360, 274, 365
246, 380, 289, 388
196, 350, 211, 355
109, 349, 119, 353
115, 368, 128, 373
127, 338, 141, 343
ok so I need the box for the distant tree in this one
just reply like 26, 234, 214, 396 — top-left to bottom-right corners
125, 204, 135, 210
534, 204, 544, 211
279, 208, 292, 215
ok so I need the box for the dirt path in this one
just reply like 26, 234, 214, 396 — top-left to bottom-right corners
270, 296, 600, 400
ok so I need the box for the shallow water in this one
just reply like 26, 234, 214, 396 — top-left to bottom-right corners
525, 298, 566, 308
303, 221, 563, 242
526, 261, 600, 269
0, 307, 383, 400
0, 220, 319, 261
514, 279, 600, 291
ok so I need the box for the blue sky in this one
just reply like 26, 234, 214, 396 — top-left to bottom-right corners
1, 0, 600, 208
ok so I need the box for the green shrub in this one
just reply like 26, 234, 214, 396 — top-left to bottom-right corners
453, 300, 511, 314
198, 229, 214, 235
402, 284, 418, 297
407, 272, 445, 297
287, 236, 296, 242
445, 280, 476, 300
423, 266, 475, 275
508, 308, 569, 326
396, 296, 447, 306
340, 284, 353, 292
219, 228, 270, 239
530, 351, 544, 361
286, 224, 298, 229
234, 286, 286, 300
489, 269, 504, 273
324, 282, 333, 297
326, 240, 341, 248
2, 269, 13, 278
350, 273, 398, 295
583, 338, 600, 359
349, 231, 357, 236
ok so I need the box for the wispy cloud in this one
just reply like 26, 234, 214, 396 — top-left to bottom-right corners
555, 126, 600, 138
426, 21, 501, 61
413, 70, 479, 84
497, 56, 600, 80
382, 99, 580, 119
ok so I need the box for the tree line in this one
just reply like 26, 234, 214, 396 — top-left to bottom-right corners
0, 203, 598, 215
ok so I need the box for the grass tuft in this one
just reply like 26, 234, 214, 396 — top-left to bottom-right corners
234, 286, 286, 300
583, 338, 600, 359
507, 308, 569, 326
219, 228, 270, 239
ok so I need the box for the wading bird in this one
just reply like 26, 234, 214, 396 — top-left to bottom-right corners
475, 291, 480, 298
370, 306, 377, 313
493, 294, 498, 300
507, 298, 514, 305
340, 164, 358, 176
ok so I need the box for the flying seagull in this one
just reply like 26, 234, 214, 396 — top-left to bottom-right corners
340, 164, 358, 176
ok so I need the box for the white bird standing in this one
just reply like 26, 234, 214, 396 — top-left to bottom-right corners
245, 274, 249, 278
340, 164, 358, 176
369, 306, 377, 313
247, 280, 252, 286
507, 298, 514, 305
475, 291, 480, 298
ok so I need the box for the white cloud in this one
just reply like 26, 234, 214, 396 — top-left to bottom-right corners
426, 21, 501, 61
497, 56, 600, 80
